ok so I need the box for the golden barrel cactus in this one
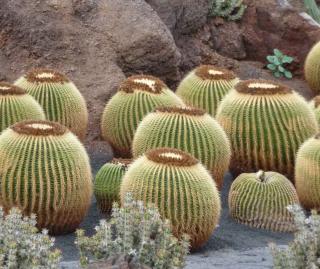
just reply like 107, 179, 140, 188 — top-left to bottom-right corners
295, 134, 320, 210
0, 120, 92, 234
94, 158, 130, 214
176, 65, 239, 116
216, 79, 318, 181
310, 96, 320, 127
101, 75, 184, 157
14, 68, 88, 140
132, 106, 231, 189
0, 82, 45, 132
229, 171, 299, 232
120, 147, 221, 249
305, 41, 320, 94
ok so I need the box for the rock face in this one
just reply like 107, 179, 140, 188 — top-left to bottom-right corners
0, 0, 319, 148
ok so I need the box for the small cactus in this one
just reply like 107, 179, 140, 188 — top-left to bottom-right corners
14, 68, 88, 140
295, 134, 320, 210
216, 79, 318, 181
0, 120, 92, 235
176, 65, 239, 117
0, 82, 45, 132
229, 171, 299, 232
120, 147, 221, 249
305, 41, 320, 94
94, 158, 131, 215
132, 106, 231, 189
310, 96, 320, 127
101, 75, 184, 157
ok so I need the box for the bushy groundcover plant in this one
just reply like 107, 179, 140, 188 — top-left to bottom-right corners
0, 207, 61, 269
270, 204, 320, 268
76, 193, 190, 268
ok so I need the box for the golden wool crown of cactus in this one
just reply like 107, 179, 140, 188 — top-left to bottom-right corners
229, 170, 299, 232
176, 65, 239, 116
216, 79, 318, 181
120, 147, 221, 249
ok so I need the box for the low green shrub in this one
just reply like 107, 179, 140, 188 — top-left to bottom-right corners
76, 193, 190, 269
0, 207, 61, 269
270, 204, 320, 268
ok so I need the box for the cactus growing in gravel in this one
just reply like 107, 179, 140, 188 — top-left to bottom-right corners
120, 147, 221, 249
176, 65, 239, 117
101, 75, 184, 157
0, 82, 45, 132
14, 68, 88, 139
295, 134, 320, 210
132, 106, 231, 189
305, 41, 320, 94
0, 120, 92, 235
310, 96, 320, 126
216, 79, 318, 180
229, 171, 299, 232
94, 158, 130, 215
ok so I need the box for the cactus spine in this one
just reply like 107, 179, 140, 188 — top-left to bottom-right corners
229, 171, 299, 232
0, 82, 45, 132
216, 79, 318, 181
176, 65, 239, 116
0, 120, 92, 234
120, 147, 221, 249
295, 135, 320, 210
132, 106, 231, 189
14, 69, 88, 140
94, 158, 130, 214
101, 75, 184, 157
305, 41, 320, 94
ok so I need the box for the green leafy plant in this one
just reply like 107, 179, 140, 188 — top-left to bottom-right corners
76, 193, 190, 269
270, 204, 320, 268
0, 207, 61, 269
266, 49, 294, 79
304, 0, 320, 23
209, 0, 247, 21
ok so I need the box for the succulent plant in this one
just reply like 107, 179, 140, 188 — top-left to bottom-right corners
209, 0, 247, 21
101, 75, 184, 157
229, 170, 299, 232
176, 65, 240, 117
94, 158, 131, 215
305, 41, 320, 94
120, 148, 221, 249
304, 0, 320, 24
0, 82, 45, 132
295, 134, 320, 210
14, 68, 88, 140
0, 120, 92, 235
216, 79, 318, 181
310, 96, 320, 126
266, 49, 293, 79
132, 106, 231, 189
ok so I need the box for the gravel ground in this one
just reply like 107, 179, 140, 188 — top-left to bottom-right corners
55, 150, 293, 268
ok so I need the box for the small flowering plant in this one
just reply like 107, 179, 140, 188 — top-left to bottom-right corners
270, 204, 320, 268
0, 207, 61, 269
76, 193, 190, 268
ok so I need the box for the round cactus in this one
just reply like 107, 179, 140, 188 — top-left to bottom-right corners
14, 68, 88, 140
295, 134, 320, 210
101, 75, 184, 157
310, 96, 320, 127
120, 147, 221, 249
0, 120, 92, 235
132, 106, 231, 189
229, 171, 299, 232
305, 41, 320, 94
216, 79, 318, 181
176, 65, 239, 117
94, 158, 130, 215
0, 82, 45, 132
